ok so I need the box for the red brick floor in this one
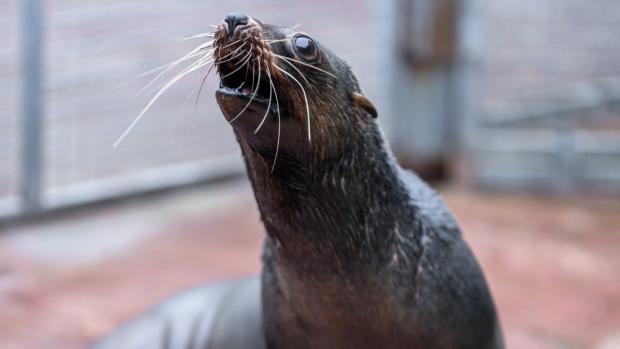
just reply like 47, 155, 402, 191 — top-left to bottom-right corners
0, 183, 619, 349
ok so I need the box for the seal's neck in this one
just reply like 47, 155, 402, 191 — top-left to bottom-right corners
238, 127, 421, 278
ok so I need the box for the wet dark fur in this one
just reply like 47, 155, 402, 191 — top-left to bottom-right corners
214, 18, 504, 349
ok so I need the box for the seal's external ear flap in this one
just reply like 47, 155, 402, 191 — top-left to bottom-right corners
352, 92, 378, 118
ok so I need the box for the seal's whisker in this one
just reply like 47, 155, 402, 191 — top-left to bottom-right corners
183, 32, 215, 40
194, 73, 210, 113
114, 54, 213, 148
243, 57, 252, 84
217, 39, 243, 52
133, 46, 211, 81
142, 53, 213, 106
274, 55, 310, 85
230, 59, 261, 124
135, 50, 211, 97
215, 43, 248, 64
135, 41, 214, 98
118, 52, 204, 90
141, 56, 213, 108
194, 62, 217, 114
218, 50, 253, 80
267, 66, 281, 173
272, 53, 337, 79
217, 42, 246, 64
213, 39, 242, 64
224, 43, 248, 60
275, 65, 312, 142
220, 47, 247, 64
173, 54, 216, 113
265, 39, 289, 44
250, 61, 256, 91
253, 66, 274, 134
170, 55, 214, 83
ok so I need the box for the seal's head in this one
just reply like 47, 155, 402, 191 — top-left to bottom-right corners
213, 13, 378, 173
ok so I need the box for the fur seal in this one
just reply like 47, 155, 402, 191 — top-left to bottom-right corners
92, 14, 504, 349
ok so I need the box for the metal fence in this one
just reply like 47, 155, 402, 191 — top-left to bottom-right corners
2, 0, 619, 222
0, 0, 391, 221
472, 0, 620, 192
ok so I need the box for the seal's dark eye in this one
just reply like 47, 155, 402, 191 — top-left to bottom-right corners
292, 35, 319, 62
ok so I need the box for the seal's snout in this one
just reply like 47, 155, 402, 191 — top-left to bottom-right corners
214, 13, 286, 136
223, 13, 250, 38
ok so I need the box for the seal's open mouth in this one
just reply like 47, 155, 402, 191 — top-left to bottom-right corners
217, 61, 275, 109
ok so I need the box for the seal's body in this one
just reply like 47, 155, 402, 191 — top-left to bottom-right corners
92, 14, 503, 349
260, 171, 502, 349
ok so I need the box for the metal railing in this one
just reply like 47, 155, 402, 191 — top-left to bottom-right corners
19, 0, 44, 214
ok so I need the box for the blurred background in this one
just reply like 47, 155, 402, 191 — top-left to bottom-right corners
1, 0, 619, 348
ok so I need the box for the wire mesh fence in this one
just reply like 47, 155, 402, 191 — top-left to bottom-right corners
1, 0, 619, 220
474, 0, 620, 191
0, 0, 390, 219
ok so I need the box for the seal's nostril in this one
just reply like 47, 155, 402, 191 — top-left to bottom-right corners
224, 13, 249, 36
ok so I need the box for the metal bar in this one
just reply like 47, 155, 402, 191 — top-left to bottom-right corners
19, 0, 45, 213
0, 157, 245, 226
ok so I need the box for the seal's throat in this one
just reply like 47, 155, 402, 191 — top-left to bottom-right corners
245, 139, 420, 277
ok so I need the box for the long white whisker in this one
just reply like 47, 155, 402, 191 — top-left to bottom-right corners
209, 40, 241, 71
230, 59, 261, 124
267, 67, 281, 173
135, 41, 214, 98
254, 66, 273, 134
276, 65, 312, 142
145, 55, 213, 101
243, 56, 252, 82
215, 43, 247, 64
180, 77, 203, 110
250, 61, 256, 91
265, 39, 290, 44
194, 63, 217, 114
154, 56, 213, 94
218, 39, 243, 51
130, 50, 210, 92
114, 55, 210, 148
275, 55, 310, 85
218, 51, 252, 79
118, 54, 202, 89
160, 55, 214, 98
183, 33, 214, 40
132, 46, 212, 80
273, 53, 337, 78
